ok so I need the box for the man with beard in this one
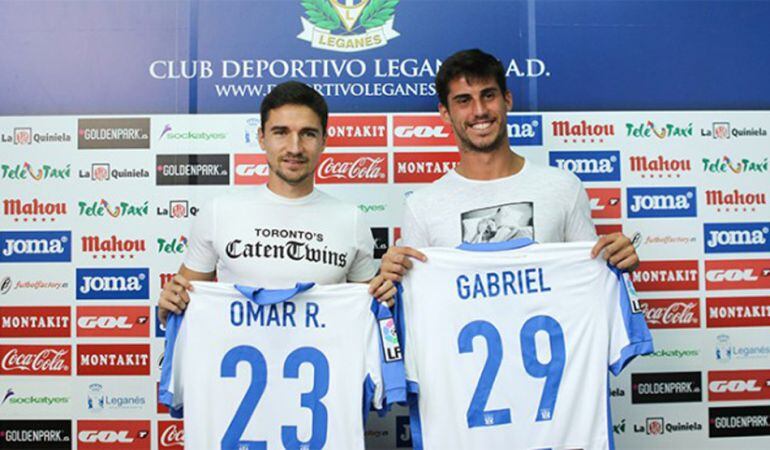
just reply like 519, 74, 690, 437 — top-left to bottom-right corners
159, 81, 395, 323
369, 49, 638, 290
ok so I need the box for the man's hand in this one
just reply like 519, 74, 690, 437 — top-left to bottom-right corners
158, 274, 193, 326
591, 232, 639, 271
368, 274, 397, 307
378, 246, 427, 283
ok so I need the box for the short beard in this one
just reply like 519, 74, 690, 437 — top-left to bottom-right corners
456, 126, 508, 153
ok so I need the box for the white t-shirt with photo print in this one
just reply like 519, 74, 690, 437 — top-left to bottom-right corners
401, 159, 597, 247
183, 185, 377, 286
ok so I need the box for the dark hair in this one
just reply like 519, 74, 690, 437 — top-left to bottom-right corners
436, 49, 507, 108
260, 81, 328, 135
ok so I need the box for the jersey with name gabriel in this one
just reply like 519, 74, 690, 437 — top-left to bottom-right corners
397, 239, 653, 450
160, 282, 405, 450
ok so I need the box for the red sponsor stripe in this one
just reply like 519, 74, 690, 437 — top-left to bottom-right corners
0, 306, 71, 338
0, 344, 71, 375
706, 296, 770, 328
315, 152, 388, 184
393, 152, 460, 183
586, 188, 621, 219
76, 344, 151, 376
78, 420, 151, 450
708, 370, 770, 401
76, 306, 150, 338
158, 420, 184, 449
639, 298, 700, 329
705, 259, 770, 290
630, 260, 700, 291
393, 115, 455, 146
326, 115, 387, 147
595, 224, 623, 236
233, 153, 269, 185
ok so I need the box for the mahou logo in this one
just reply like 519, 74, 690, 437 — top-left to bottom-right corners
708, 370, 770, 401
234, 153, 269, 185
586, 188, 621, 219
77, 344, 151, 376
640, 299, 700, 329
629, 155, 691, 178
0, 306, 71, 337
551, 120, 615, 142
81, 235, 146, 259
315, 153, 387, 184
393, 152, 460, 183
0, 344, 71, 375
631, 260, 699, 291
707, 297, 770, 328
326, 115, 387, 147
2, 198, 67, 222
393, 115, 455, 146
705, 189, 766, 213
78, 420, 151, 450
705, 259, 770, 290
158, 421, 184, 449
77, 306, 150, 338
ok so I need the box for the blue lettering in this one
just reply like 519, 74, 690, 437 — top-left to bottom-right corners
502, 271, 517, 296
457, 275, 470, 300
525, 268, 537, 293
306, 302, 320, 328
283, 301, 297, 327
487, 273, 500, 297
473, 275, 487, 299
230, 301, 244, 326
266, 305, 281, 326
538, 268, 552, 292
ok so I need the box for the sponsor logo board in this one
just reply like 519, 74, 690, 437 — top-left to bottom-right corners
549, 150, 621, 182
631, 371, 702, 403
0, 231, 71, 263
76, 344, 151, 376
706, 297, 770, 328
76, 268, 150, 300
393, 152, 459, 183
0, 306, 71, 338
78, 118, 150, 149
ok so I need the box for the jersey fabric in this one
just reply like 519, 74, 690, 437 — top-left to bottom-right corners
183, 185, 377, 286
160, 281, 405, 450
401, 160, 597, 247
397, 239, 653, 450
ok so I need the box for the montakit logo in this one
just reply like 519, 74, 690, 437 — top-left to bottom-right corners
706, 297, 770, 328
0, 306, 71, 338
630, 260, 699, 291
393, 152, 459, 183
326, 115, 387, 147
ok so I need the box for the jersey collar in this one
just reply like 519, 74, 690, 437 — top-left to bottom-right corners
456, 237, 536, 252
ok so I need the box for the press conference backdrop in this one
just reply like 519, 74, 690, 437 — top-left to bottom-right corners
1, 112, 769, 450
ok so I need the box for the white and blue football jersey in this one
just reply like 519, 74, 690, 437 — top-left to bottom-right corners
397, 238, 653, 450
160, 281, 405, 450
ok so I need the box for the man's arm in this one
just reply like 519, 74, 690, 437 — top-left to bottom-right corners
157, 264, 216, 325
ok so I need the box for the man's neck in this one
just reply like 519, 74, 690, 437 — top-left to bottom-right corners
266, 178, 314, 199
455, 147, 524, 180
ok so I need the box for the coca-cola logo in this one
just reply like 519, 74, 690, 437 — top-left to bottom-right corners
158, 421, 184, 448
315, 153, 387, 184
640, 299, 700, 329
0, 345, 71, 375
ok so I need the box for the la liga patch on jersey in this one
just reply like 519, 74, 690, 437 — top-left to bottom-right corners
378, 317, 403, 362
622, 272, 642, 314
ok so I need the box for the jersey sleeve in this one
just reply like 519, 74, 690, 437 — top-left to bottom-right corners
182, 198, 218, 273
346, 210, 378, 282
564, 180, 598, 242
158, 312, 186, 418
607, 267, 654, 375
401, 199, 430, 247
364, 299, 406, 415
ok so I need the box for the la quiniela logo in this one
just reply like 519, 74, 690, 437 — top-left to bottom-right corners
298, 0, 400, 52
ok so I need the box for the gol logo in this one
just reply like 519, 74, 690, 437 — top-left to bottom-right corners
705, 259, 770, 290
393, 116, 455, 146
586, 188, 621, 219
78, 420, 151, 449
76, 306, 150, 337
234, 153, 269, 185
